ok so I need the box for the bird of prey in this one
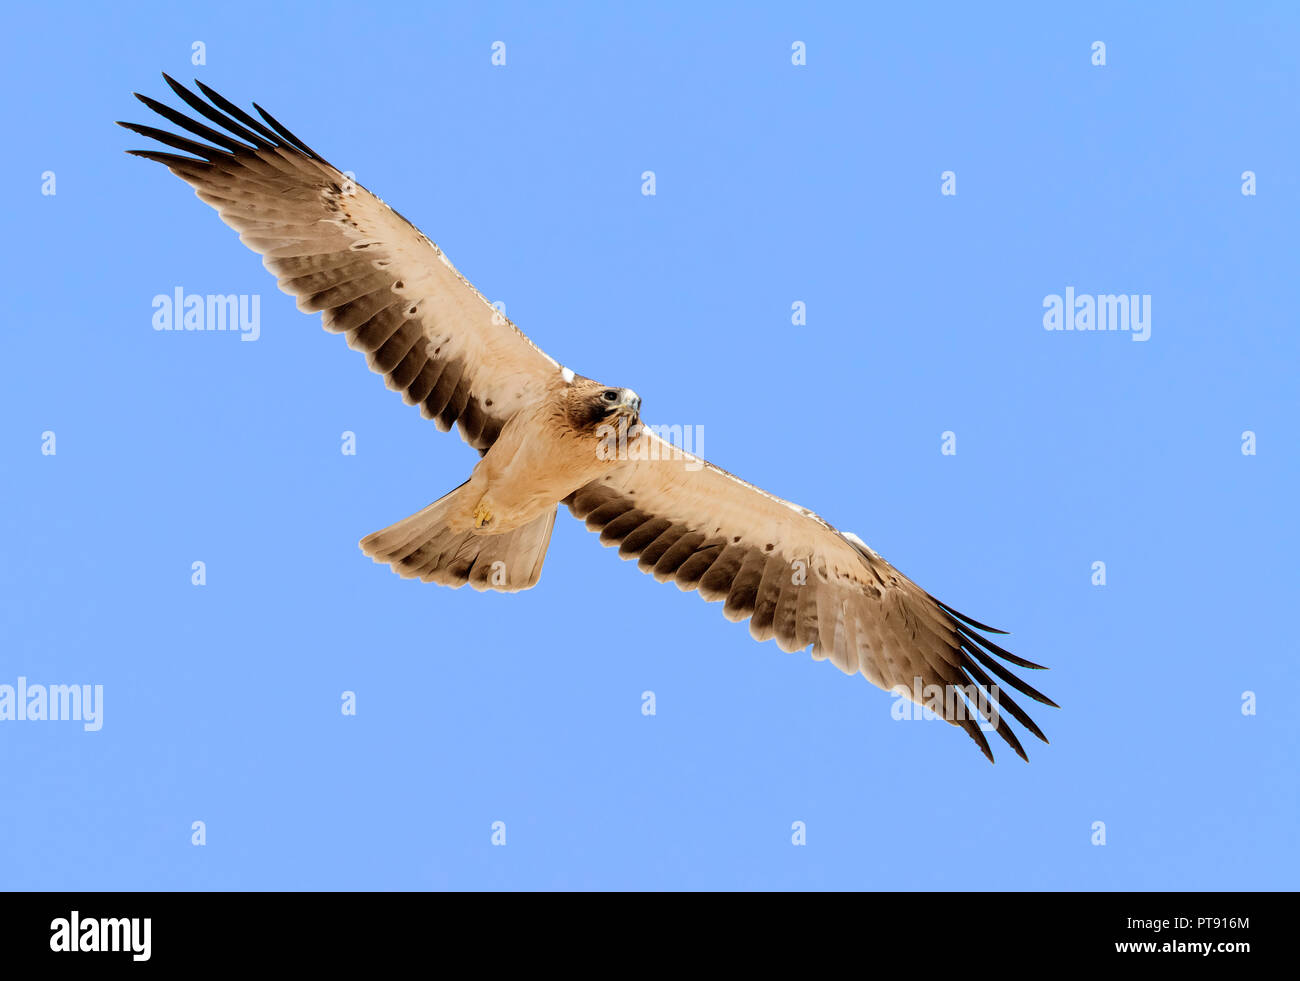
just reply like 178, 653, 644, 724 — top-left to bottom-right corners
121, 75, 1057, 762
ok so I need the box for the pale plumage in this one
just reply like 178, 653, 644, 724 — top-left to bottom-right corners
122, 76, 1057, 762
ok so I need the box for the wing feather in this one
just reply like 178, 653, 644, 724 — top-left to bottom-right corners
565, 431, 1053, 762
122, 75, 561, 452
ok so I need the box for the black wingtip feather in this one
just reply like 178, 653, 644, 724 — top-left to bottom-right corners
157, 74, 277, 151
960, 657, 1048, 746
125, 148, 208, 167
251, 101, 321, 159
956, 622, 1050, 671
193, 80, 285, 147
117, 120, 224, 161
132, 91, 253, 153
955, 713, 996, 764
125, 75, 329, 175
934, 599, 1009, 635
953, 668, 1031, 761
960, 637, 1059, 708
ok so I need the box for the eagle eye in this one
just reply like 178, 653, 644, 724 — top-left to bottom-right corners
602, 390, 619, 402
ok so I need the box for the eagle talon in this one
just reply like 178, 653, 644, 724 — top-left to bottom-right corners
472, 501, 493, 529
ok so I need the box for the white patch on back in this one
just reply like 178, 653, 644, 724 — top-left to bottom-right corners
842, 531, 879, 558
561, 366, 575, 384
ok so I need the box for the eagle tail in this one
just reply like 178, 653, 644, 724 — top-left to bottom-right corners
359, 485, 555, 593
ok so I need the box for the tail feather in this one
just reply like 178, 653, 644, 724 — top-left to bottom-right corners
360, 485, 556, 592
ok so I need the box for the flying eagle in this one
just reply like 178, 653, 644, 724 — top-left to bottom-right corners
121, 75, 1056, 762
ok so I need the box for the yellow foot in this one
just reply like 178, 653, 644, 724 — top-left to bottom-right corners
472, 500, 494, 529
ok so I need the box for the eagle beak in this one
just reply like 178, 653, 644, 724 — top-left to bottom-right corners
618, 389, 641, 423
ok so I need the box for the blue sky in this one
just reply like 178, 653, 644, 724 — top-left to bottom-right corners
1, 1, 1296, 890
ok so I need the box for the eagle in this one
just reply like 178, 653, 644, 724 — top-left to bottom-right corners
121, 75, 1056, 763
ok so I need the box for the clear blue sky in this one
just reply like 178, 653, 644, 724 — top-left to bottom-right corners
1, 1, 1296, 890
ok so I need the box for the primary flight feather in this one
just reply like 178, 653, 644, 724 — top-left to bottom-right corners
121, 75, 1057, 763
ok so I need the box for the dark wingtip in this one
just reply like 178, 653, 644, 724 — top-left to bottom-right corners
1019, 714, 1049, 745
160, 72, 189, 97
957, 714, 995, 764
957, 622, 1050, 671
959, 637, 1058, 708
124, 148, 205, 167
955, 670, 1032, 762
250, 100, 320, 158
994, 714, 1029, 762
1007, 719, 1030, 760
192, 79, 286, 150
935, 599, 1010, 635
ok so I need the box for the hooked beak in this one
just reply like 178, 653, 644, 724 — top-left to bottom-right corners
613, 389, 641, 426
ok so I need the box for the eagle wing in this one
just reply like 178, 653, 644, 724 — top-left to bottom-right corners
123, 78, 1055, 761
121, 75, 560, 451
565, 431, 1056, 762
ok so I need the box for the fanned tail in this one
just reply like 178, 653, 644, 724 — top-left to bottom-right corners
360, 484, 555, 592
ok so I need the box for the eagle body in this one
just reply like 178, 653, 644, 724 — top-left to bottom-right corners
448, 377, 642, 535
122, 75, 1057, 762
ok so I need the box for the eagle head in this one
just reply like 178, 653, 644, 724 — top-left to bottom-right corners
564, 377, 642, 433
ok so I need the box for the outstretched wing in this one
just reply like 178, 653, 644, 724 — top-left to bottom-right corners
565, 431, 1057, 762
121, 74, 560, 451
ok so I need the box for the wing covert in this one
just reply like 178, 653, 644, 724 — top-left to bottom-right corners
122, 74, 561, 451
565, 431, 1057, 762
